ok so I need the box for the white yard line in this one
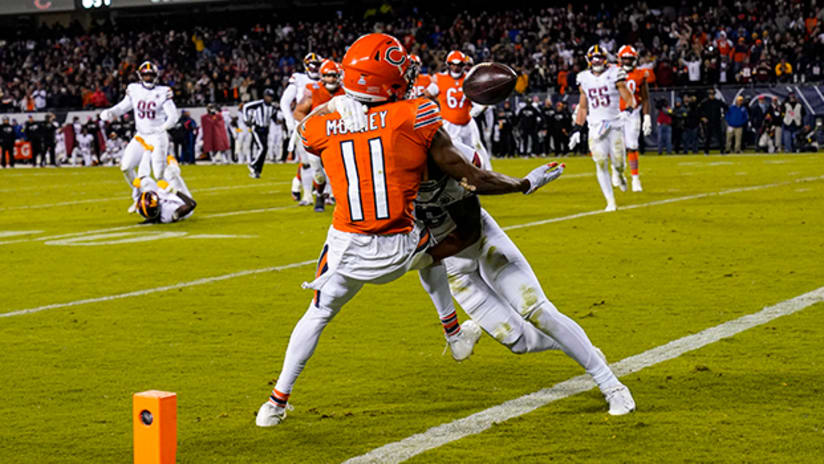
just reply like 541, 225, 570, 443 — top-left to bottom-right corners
0, 260, 316, 318
0, 182, 284, 211
2, 174, 822, 315
343, 286, 824, 464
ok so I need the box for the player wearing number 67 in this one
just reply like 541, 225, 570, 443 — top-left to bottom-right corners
570, 45, 636, 211
425, 50, 492, 170
99, 61, 180, 213
255, 33, 565, 427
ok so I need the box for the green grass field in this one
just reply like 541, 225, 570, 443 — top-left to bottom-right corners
1, 153, 823, 463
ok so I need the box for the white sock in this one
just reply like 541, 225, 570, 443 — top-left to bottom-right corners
274, 302, 336, 395
300, 165, 313, 201
595, 161, 615, 206
418, 264, 460, 336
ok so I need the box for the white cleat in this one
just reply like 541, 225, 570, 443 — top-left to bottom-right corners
631, 176, 643, 192
127, 201, 138, 214
255, 401, 288, 427
446, 320, 482, 362
604, 384, 636, 416
617, 172, 628, 192
604, 202, 617, 212
298, 199, 312, 206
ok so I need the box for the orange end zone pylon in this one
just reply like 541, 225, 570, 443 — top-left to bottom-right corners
133, 390, 177, 464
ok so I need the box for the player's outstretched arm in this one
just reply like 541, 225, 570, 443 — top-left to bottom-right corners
101, 94, 133, 122
429, 128, 563, 195
293, 95, 313, 122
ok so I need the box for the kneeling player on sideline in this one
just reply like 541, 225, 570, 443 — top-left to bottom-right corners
255, 33, 564, 427
134, 176, 196, 224
418, 141, 635, 416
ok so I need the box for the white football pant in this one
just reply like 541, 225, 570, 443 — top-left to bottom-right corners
444, 119, 492, 170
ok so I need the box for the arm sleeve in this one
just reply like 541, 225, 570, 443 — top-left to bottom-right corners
411, 99, 443, 148
108, 93, 133, 119
160, 98, 179, 131
280, 84, 298, 130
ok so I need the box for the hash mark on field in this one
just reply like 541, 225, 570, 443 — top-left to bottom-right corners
343, 287, 824, 464
0, 260, 316, 318
2, 175, 822, 316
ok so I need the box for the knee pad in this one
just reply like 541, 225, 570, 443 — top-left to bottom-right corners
523, 302, 561, 334
164, 162, 181, 180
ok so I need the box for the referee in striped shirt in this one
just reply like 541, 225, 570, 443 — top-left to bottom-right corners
243, 88, 279, 178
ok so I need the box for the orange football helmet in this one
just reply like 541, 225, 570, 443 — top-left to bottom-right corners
320, 59, 342, 91
409, 54, 422, 67
617, 45, 638, 72
341, 33, 414, 103
445, 50, 467, 78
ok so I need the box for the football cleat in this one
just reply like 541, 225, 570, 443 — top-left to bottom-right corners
290, 177, 302, 201
446, 320, 482, 362
127, 201, 138, 214
631, 176, 643, 192
255, 401, 289, 427
605, 202, 617, 212
617, 172, 628, 192
603, 384, 636, 416
313, 194, 325, 212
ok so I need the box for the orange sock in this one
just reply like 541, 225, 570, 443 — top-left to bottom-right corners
627, 151, 639, 176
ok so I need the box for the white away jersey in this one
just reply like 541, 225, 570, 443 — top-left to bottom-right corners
576, 65, 627, 126
125, 83, 176, 135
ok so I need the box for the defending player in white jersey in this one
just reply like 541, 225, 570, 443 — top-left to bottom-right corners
416, 141, 636, 416
281, 53, 322, 203
100, 61, 180, 212
569, 45, 636, 211
133, 176, 196, 224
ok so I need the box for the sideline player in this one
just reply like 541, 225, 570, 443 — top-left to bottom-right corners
416, 141, 635, 415
100, 61, 180, 212
255, 33, 565, 426
569, 45, 636, 211
293, 59, 344, 212
617, 45, 653, 192
282, 53, 323, 202
426, 50, 492, 168
133, 176, 196, 224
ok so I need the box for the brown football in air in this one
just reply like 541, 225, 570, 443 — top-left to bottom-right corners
462, 62, 518, 105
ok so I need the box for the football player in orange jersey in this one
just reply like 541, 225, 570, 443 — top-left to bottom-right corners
617, 45, 653, 192
426, 50, 492, 168
256, 33, 565, 427
293, 60, 345, 211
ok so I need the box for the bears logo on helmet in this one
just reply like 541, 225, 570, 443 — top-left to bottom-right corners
319, 60, 342, 92
445, 50, 467, 78
586, 45, 607, 73
137, 61, 159, 89
137, 191, 161, 221
304, 53, 323, 80
617, 45, 638, 72
340, 33, 414, 103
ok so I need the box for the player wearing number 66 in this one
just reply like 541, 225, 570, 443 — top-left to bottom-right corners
99, 61, 180, 213
570, 45, 636, 211
255, 33, 566, 427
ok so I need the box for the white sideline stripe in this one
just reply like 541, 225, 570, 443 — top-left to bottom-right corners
0, 182, 283, 211
0, 260, 316, 318
343, 286, 824, 464
2, 174, 822, 315
0, 205, 298, 246
0, 230, 42, 238
504, 175, 824, 231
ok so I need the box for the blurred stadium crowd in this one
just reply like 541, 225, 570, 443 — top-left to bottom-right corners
1, 1, 823, 167
2, 1, 823, 111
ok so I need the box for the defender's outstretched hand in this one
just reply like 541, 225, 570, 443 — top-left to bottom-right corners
523, 162, 565, 194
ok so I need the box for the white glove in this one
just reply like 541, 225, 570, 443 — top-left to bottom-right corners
524, 162, 565, 194
568, 127, 581, 150
328, 95, 368, 132
642, 114, 653, 136
100, 109, 112, 122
